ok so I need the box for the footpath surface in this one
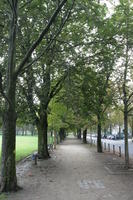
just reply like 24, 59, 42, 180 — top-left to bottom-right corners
7, 138, 133, 200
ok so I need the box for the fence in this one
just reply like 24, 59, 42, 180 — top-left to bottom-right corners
88, 138, 123, 158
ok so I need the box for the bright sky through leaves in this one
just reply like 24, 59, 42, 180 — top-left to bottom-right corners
101, 0, 120, 16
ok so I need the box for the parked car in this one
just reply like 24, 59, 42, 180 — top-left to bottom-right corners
115, 133, 124, 140
102, 134, 107, 139
106, 135, 115, 140
110, 135, 115, 140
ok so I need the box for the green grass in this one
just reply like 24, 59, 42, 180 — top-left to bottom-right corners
0, 194, 7, 200
0, 136, 38, 162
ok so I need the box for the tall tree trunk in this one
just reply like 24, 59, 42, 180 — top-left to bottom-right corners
24, 126, 27, 136
31, 125, 34, 136
56, 132, 59, 144
83, 129, 87, 144
0, 1, 18, 192
37, 112, 49, 159
59, 130, 61, 142
1, 83, 18, 192
16, 127, 19, 135
123, 2, 129, 168
54, 131, 57, 149
22, 127, 24, 136
77, 128, 81, 139
59, 128, 65, 142
119, 123, 121, 138
131, 117, 133, 139
97, 115, 102, 153
124, 105, 129, 168
62, 128, 66, 140
109, 124, 112, 135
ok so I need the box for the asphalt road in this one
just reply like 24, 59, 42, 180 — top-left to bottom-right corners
87, 135, 133, 159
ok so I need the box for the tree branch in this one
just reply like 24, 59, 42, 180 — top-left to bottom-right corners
19, 0, 34, 9
19, 0, 74, 75
21, 85, 38, 121
48, 72, 68, 102
127, 92, 133, 104
15, 0, 67, 77
127, 107, 133, 114
0, 71, 12, 106
7, 0, 13, 11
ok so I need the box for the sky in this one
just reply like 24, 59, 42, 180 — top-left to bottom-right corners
101, 0, 119, 7
100, 0, 120, 16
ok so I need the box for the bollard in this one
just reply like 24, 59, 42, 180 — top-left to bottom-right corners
54, 131, 57, 149
113, 145, 115, 154
119, 146, 121, 157
91, 139, 92, 146
108, 143, 110, 152
104, 143, 106, 150
32, 152, 38, 165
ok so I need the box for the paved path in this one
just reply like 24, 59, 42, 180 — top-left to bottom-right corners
7, 138, 133, 200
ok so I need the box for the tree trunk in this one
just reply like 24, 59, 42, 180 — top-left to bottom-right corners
62, 128, 66, 140
77, 128, 81, 139
97, 115, 102, 153
131, 117, 133, 139
37, 112, 49, 159
0, 1, 18, 192
119, 123, 121, 138
56, 132, 59, 144
124, 106, 129, 168
22, 127, 24, 136
31, 125, 35, 136
16, 127, 19, 135
1, 83, 18, 192
109, 124, 112, 135
83, 129, 87, 144
24, 127, 27, 136
123, 7, 129, 168
54, 131, 57, 149
59, 128, 65, 142
59, 129, 62, 142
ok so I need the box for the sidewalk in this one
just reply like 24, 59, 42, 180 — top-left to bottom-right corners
7, 138, 133, 200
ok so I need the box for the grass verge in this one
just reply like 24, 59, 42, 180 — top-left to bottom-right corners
0, 135, 38, 162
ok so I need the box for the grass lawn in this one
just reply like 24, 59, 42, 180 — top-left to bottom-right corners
0, 135, 38, 162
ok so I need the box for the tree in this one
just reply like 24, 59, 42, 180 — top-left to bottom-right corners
24, 51, 69, 158
0, 0, 69, 192
112, 0, 133, 168
82, 64, 114, 152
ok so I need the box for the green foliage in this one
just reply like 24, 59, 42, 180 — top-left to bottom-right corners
82, 67, 113, 122
48, 100, 75, 131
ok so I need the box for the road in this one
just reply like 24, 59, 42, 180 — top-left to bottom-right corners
87, 135, 133, 159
